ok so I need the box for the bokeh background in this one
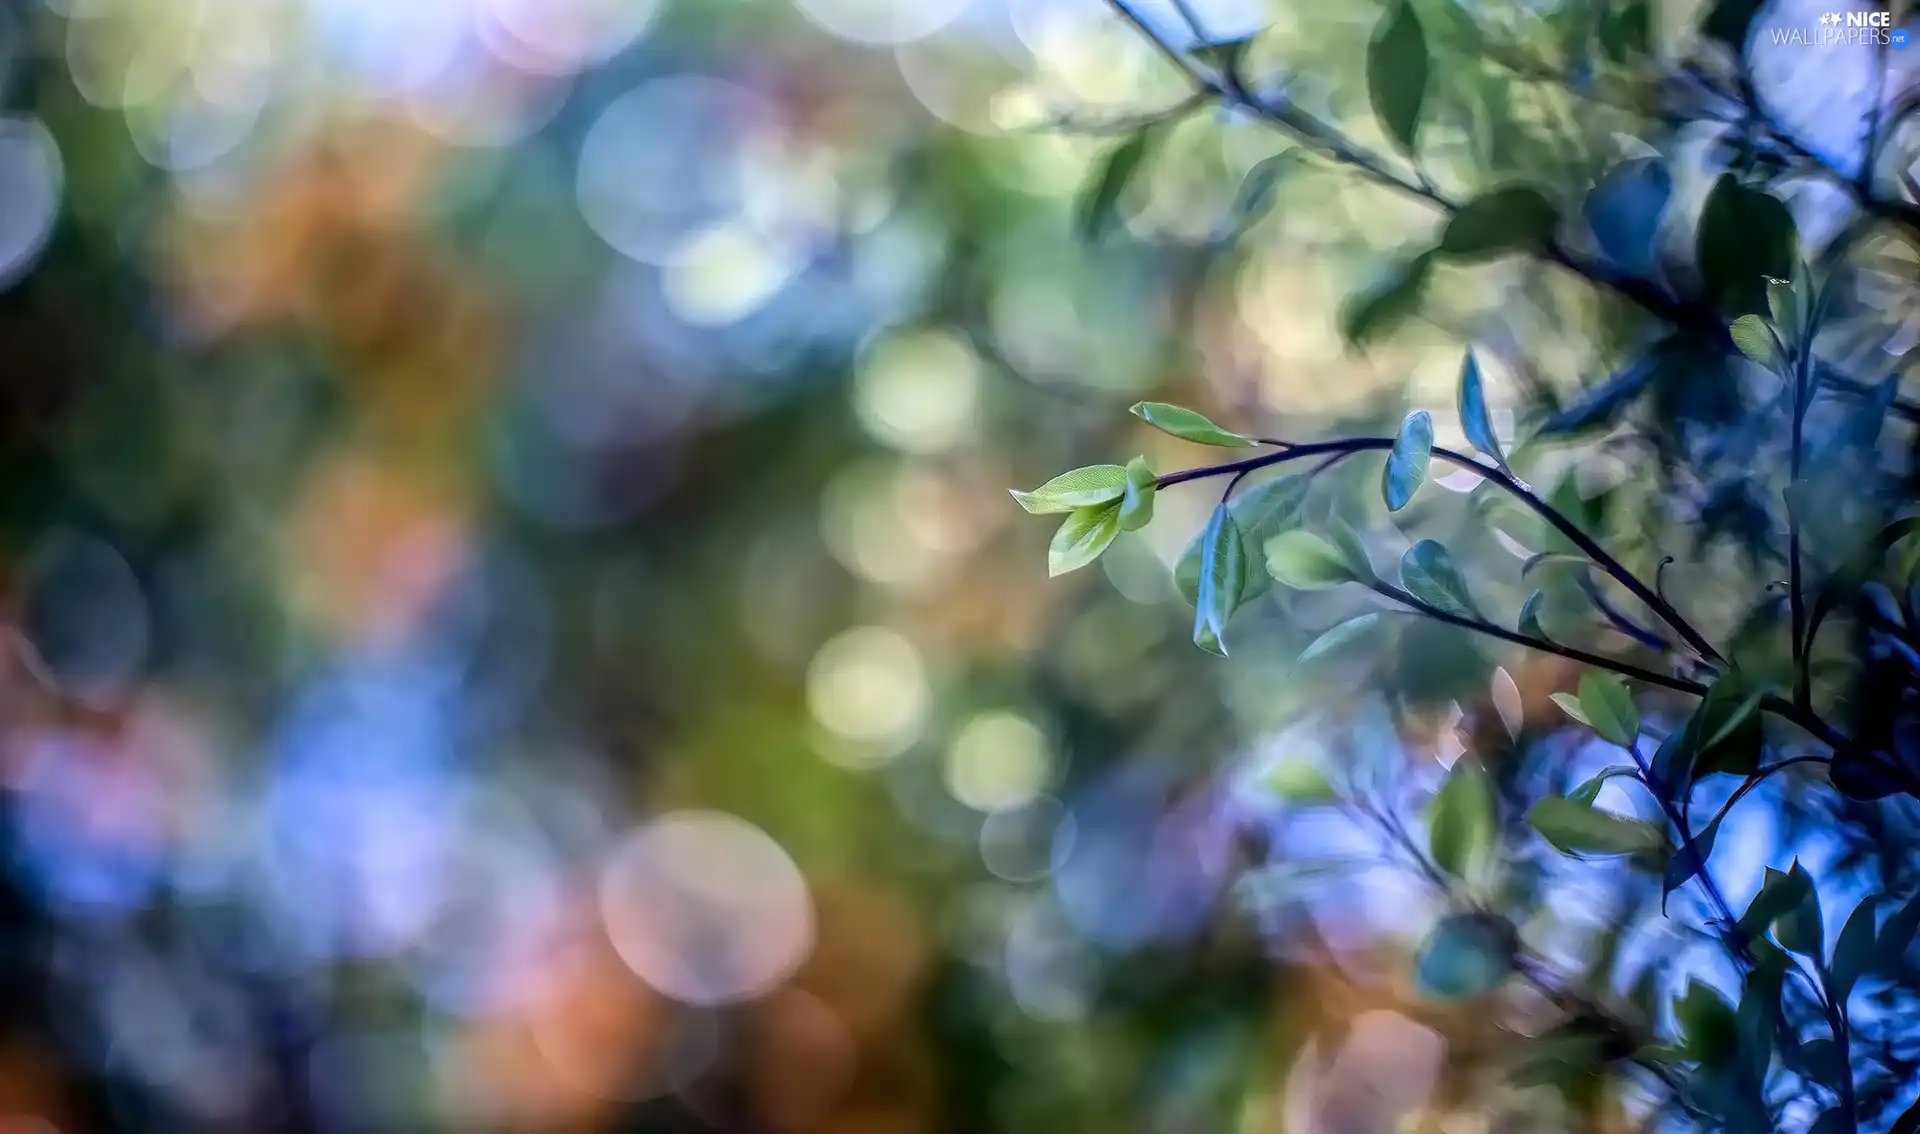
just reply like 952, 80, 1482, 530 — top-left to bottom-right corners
0, 0, 1913, 1130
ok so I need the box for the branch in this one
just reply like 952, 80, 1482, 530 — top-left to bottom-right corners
1099, 2, 1920, 424
1158, 436, 1726, 664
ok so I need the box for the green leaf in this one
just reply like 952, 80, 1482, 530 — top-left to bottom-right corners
1266, 530, 1354, 590
1768, 262, 1811, 346
1568, 766, 1640, 806
1600, 0, 1652, 60
1382, 410, 1433, 512
1674, 979, 1739, 1067
1077, 130, 1156, 241
1661, 815, 1721, 913
1366, 0, 1428, 155
1400, 540, 1479, 619
1119, 456, 1157, 531
1428, 759, 1493, 879
1696, 174, 1797, 317
1831, 897, 1880, 1004
1222, 150, 1308, 236
1175, 475, 1311, 615
1697, 679, 1765, 753
1775, 861, 1823, 957
1577, 671, 1641, 749
1728, 314, 1785, 374
1740, 866, 1811, 937
1013, 465, 1129, 514
1130, 401, 1254, 448
1456, 349, 1506, 471
1298, 612, 1381, 666
1264, 759, 1339, 805
1550, 691, 1589, 726
1342, 251, 1432, 346
1327, 514, 1380, 586
1526, 795, 1663, 856
1194, 504, 1247, 656
1048, 501, 1123, 577
1517, 590, 1549, 640
1414, 913, 1516, 1000
1440, 186, 1559, 261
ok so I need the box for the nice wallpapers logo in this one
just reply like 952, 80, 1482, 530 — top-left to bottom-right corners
1769, 10, 1910, 47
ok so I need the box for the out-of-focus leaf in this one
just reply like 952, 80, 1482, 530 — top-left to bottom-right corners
1799, 1037, 1846, 1088
1119, 456, 1157, 531
1831, 897, 1880, 1003
1729, 314, 1785, 373
1382, 409, 1433, 512
1775, 861, 1823, 956
1740, 866, 1811, 938
1267, 530, 1355, 589
1012, 465, 1128, 513
1577, 671, 1640, 749
1265, 759, 1340, 805
1194, 504, 1246, 656
1877, 894, 1920, 975
1584, 158, 1671, 276
1527, 794, 1663, 856
1599, 0, 1652, 60
1696, 174, 1797, 316
1131, 401, 1254, 447
1701, 0, 1765, 50
1298, 611, 1382, 666
1674, 979, 1739, 1066
1342, 251, 1432, 346
1400, 540, 1479, 618
1539, 353, 1655, 436
1803, 516, 1920, 665
1077, 129, 1157, 241
1518, 590, 1549, 640
1367, 0, 1428, 155
1456, 349, 1507, 471
1328, 515, 1381, 586
1428, 758, 1493, 879
1222, 149, 1309, 236
1892, 1093, 1920, 1134
1440, 185, 1558, 261
1414, 912, 1516, 1000
1049, 502, 1123, 576
1735, 964, 1780, 1085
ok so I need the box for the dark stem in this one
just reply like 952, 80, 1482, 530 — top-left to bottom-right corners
1362, 577, 1708, 700
1158, 437, 1725, 663
1701, 754, 1830, 835
1626, 737, 1746, 957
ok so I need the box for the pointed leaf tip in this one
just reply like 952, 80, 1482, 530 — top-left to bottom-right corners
1130, 402, 1255, 447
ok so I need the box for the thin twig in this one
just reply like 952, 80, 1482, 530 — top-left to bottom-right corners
1159, 437, 1726, 664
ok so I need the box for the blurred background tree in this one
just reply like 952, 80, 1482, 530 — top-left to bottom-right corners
0, 0, 1914, 1131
